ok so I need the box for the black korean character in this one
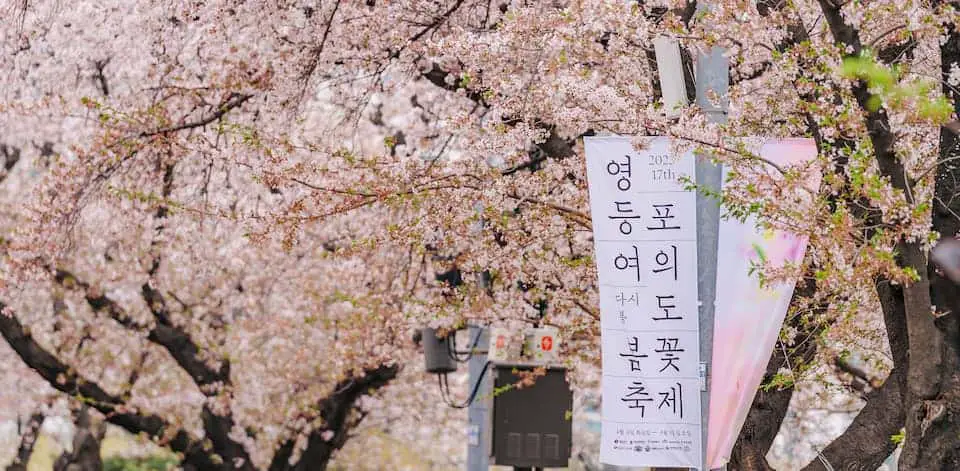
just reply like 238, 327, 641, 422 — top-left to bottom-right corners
652, 244, 678, 281
651, 295, 682, 321
658, 382, 683, 419
614, 245, 641, 282
609, 200, 642, 235
606, 155, 632, 191
655, 337, 685, 372
621, 381, 653, 416
619, 336, 648, 372
615, 290, 640, 306
646, 203, 680, 231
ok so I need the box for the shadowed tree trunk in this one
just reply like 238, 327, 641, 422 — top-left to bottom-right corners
268, 364, 399, 471
895, 19, 960, 470
729, 301, 820, 469
53, 406, 105, 471
6, 410, 44, 471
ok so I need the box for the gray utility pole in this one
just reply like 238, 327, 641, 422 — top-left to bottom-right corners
466, 325, 491, 471
693, 2, 728, 470
651, 5, 728, 471
693, 41, 727, 471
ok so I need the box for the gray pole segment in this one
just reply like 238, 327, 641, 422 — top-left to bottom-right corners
694, 26, 728, 471
466, 325, 490, 471
653, 8, 728, 471
652, 45, 727, 471
694, 45, 726, 471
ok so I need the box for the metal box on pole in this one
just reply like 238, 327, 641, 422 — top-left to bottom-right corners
488, 364, 573, 468
421, 328, 457, 374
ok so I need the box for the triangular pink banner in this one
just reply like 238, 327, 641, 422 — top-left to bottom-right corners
706, 139, 820, 468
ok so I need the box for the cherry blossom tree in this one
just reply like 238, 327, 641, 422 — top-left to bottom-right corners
2, 0, 960, 470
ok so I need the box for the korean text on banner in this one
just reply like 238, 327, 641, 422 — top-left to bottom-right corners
584, 136, 702, 469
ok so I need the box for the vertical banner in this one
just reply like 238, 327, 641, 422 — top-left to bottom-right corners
705, 139, 819, 468
585, 136, 702, 468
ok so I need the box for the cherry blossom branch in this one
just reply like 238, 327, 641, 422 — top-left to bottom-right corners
667, 133, 789, 176
571, 298, 600, 320
53, 269, 229, 393
10, 409, 44, 471
0, 307, 218, 469
138, 93, 253, 138
390, 0, 466, 60
502, 189, 592, 229
141, 284, 232, 390
268, 364, 399, 471
282, 170, 593, 228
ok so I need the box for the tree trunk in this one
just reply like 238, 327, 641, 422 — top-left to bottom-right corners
268, 365, 399, 471
53, 406, 105, 471
6, 411, 44, 471
896, 23, 960, 470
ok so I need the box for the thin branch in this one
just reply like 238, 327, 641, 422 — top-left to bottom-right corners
139, 93, 252, 138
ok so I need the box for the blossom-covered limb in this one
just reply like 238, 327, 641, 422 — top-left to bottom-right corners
268, 364, 399, 471
7, 408, 45, 471
0, 308, 216, 469
139, 93, 254, 138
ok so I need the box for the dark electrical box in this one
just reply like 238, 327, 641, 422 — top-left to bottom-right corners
421, 328, 457, 373
490, 364, 573, 468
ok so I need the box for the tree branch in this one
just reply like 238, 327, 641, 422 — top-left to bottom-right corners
140, 283, 230, 390
799, 277, 910, 470
269, 364, 399, 471
420, 62, 489, 106
53, 269, 228, 391
7, 410, 44, 471
139, 93, 252, 138
800, 368, 905, 471
0, 308, 217, 469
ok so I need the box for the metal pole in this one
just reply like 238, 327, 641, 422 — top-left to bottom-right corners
656, 5, 728, 471
645, 13, 726, 471
693, 2, 728, 470
466, 325, 491, 471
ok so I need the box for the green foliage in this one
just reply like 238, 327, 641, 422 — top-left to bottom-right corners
103, 456, 179, 471
842, 53, 954, 122
491, 383, 515, 397
760, 370, 795, 392
458, 72, 472, 88
890, 429, 906, 445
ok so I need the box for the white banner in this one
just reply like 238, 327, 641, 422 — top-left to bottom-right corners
585, 136, 702, 468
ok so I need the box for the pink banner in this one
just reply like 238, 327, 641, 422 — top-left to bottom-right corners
706, 139, 819, 468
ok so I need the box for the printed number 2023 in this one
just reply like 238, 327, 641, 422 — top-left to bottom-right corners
649, 154, 670, 166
